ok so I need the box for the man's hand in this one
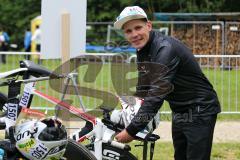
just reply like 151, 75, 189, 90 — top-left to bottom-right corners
115, 129, 134, 143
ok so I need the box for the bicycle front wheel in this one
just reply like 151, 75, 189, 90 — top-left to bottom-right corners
101, 143, 137, 160
63, 139, 97, 160
0, 92, 7, 129
0, 92, 7, 110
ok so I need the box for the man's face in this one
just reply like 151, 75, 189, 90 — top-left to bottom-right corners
123, 19, 152, 50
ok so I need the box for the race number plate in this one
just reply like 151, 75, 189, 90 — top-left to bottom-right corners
19, 82, 35, 107
7, 103, 18, 121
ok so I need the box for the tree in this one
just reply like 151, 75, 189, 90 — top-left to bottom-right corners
221, 0, 240, 12
0, 0, 41, 49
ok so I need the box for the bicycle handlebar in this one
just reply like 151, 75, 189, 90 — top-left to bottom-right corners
108, 140, 131, 151
0, 68, 28, 79
101, 115, 160, 143
0, 74, 65, 87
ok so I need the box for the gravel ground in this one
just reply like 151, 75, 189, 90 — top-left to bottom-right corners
154, 121, 240, 143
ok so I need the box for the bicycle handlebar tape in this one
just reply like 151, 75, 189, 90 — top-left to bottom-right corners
109, 140, 131, 151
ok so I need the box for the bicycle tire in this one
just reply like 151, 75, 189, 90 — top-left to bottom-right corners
0, 92, 7, 110
101, 143, 137, 160
63, 139, 97, 160
0, 92, 7, 129
0, 139, 96, 160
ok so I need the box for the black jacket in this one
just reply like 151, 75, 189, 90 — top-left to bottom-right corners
126, 31, 221, 136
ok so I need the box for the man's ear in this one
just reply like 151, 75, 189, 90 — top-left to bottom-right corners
146, 21, 152, 31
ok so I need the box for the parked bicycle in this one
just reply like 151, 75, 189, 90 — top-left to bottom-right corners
0, 60, 160, 160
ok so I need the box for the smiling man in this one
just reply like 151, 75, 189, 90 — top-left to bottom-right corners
114, 6, 221, 160
122, 18, 152, 49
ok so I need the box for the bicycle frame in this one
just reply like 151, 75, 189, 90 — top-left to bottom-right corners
31, 75, 157, 160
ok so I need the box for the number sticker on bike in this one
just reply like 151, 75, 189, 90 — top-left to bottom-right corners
19, 82, 34, 107
7, 103, 18, 121
30, 143, 48, 159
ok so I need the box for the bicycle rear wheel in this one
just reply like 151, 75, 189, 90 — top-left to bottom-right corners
101, 143, 137, 160
63, 139, 97, 160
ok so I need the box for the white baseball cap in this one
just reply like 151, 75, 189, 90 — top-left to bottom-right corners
114, 6, 148, 29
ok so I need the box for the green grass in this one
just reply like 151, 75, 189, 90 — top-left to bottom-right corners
203, 68, 240, 113
159, 112, 240, 121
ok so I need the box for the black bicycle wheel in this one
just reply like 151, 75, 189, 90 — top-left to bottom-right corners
0, 92, 7, 110
0, 92, 7, 129
0, 139, 96, 160
101, 143, 137, 160
63, 139, 97, 160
